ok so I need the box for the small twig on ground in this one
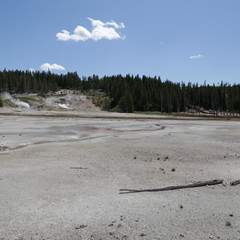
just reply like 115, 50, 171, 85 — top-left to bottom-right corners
230, 180, 240, 186
75, 225, 87, 229
119, 179, 223, 194
70, 167, 87, 170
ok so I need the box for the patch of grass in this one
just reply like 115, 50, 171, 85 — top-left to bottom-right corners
134, 111, 174, 115
83, 90, 111, 110
17, 96, 44, 104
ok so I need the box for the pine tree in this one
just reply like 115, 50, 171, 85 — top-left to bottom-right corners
0, 97, 3, 107
118, 83, 134, 113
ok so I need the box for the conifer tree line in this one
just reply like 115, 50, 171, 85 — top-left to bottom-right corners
0, 69, 239, 113
0, 69, 81, 94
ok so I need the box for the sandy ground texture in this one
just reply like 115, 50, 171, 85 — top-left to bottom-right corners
0, 111, 240, 240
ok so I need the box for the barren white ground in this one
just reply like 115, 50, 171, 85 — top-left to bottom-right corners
0, 113, 240, 240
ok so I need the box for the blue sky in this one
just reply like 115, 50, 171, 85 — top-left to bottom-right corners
1, 0, 240, 85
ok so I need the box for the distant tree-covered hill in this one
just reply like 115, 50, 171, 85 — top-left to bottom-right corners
0, 69, 239, 113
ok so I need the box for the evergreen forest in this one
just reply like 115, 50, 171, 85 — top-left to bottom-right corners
0, 69, 239, 113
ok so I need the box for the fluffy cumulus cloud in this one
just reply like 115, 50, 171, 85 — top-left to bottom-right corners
40, 63, 65, 71
189, 54, 203, 59
56, 18, 125, 42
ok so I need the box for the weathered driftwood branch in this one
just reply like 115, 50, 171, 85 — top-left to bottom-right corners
230, 180, 240, 186
119, 179, 224, 194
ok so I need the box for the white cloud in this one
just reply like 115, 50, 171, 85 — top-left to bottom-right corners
56, 18, 125, 42
189, 54, 203, 59
160, 41, 165, 45
106, 20, 125, 29
88, 18, 125, 29
56, 30, 71, 41
40, 63, 65, 71
72, 26, 92, 41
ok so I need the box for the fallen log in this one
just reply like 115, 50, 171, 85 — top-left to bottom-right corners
230, 180, 240, 186
119, 179, 224, 194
